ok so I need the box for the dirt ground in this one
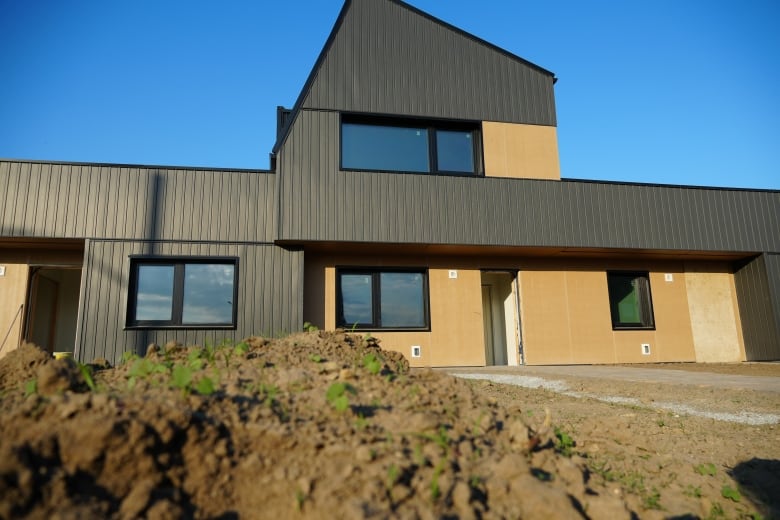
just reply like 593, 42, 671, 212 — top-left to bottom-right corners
0, 333, 777, 519
458, 366, 780, 520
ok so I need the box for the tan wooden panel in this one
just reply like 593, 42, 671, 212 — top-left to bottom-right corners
0, 264, 28, 358
684, 262, 744, 362
428, 268, 484, 366
648, 271, 696, 362
566, 270, 616, 364
483, 121, 561, 180
519, 270, 572, 364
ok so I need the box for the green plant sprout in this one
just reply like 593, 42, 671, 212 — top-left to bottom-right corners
326, 382, 356, 412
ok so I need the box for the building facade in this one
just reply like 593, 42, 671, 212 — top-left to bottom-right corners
1, 0, 779, 366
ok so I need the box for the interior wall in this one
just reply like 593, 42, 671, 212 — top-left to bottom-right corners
481, 272, 518, 366
0, 263, 28, 359
684, 262, 744, 362
482, 121, 561, 180
36, 268, 81, 353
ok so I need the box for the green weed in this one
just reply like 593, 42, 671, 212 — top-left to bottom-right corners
430, 460, 445, 501
694, 463, 718, 476
303, 322, 319, 332
643, 488, 662, 510
554, 427, 575, 457
121, 351, 140, 364
170, 364, 193, 391
326, 382, 356, 412
706, 502, 725, 519
386, 464, 400, 491
23, 379, 37, 397
720, 485, 741, 502
683, 485, 702, 498
77, 362, 96, 392
362, 353, 383, 375
309, 353, 323, 363
195, 377, 216, 395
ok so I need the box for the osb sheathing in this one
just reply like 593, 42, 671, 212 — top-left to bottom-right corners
0, 264, 28, 359
304, 253, 743, 366
482, 121, 561, 180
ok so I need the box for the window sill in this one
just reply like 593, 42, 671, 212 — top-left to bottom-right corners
125, 325, 237, 331
341, 167, 480, 178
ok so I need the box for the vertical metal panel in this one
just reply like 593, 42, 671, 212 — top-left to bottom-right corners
302, 0, 556, 125
734, 254, 780, 361
77, 240, 304, 366
0, 160, 276, 243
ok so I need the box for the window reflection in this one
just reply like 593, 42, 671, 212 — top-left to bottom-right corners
337, 269, 428, 329
380, 272, 425, 327
436, 130, 474, 172
342, 123, 429, 172
340, 273, 373, 325
183, 264, 235, 324
135, 265, 174, 320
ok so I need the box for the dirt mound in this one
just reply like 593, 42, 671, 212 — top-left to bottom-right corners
0, 332, 636, 519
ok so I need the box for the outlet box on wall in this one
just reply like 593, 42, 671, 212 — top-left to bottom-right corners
411, 345, 421, 358
641, 343, 651, 355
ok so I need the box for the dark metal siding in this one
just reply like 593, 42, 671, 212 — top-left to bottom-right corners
75, 239, 303, 366
0, 161, 276, 243
301, 0, 556, 125
734, 254, 780, 361
277, 110, 780, 253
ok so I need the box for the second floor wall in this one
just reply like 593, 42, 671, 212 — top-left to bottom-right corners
276, 109, 780, 253
0, 160, 276, 243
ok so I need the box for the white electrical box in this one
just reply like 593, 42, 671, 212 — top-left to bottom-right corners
448, 270, 458, 279
411, 345, 421, 358
664, 273, 674, 282
641, 343, 651, 355
0, 265, 5, 277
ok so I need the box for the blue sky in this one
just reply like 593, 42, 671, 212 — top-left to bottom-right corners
1, 0, 777, 189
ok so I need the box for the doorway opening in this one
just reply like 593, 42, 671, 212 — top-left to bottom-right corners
480, 271, 522, 366
24, 267, 82, 354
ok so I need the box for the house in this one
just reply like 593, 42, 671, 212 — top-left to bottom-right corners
1, 0, 778, 366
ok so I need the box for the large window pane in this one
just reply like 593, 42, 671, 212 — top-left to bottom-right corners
380, 272, 425, 327
182, 264, 235, 324
340, 273, 373, 326
135, 265, 174, 321
436, 129, 474, 173
342, 123, 429, 172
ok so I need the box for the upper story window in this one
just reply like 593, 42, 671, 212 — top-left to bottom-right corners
127, 257, 238, 329
341, 115, 480, 175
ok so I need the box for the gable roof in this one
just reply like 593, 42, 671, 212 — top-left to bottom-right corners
273, 0, 557, 154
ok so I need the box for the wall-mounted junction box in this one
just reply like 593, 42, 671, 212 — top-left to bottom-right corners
448, 270, 458, 279
664, 273, 674, 282
0, 265, 5, 277
641, 343, 651, 355
411, 345, 421, 358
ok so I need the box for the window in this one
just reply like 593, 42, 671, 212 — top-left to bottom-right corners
336, 268, 429, 330
606, 272, 655, 330
127, 257, 238, 328
341, 115, 479, 175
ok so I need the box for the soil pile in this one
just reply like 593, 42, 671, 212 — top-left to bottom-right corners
0, 332, 636, 519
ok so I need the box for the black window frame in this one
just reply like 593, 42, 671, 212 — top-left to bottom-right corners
126, 256, 239, 329
336, 267, 430, 331
606, 271, 656, 330
339, 113, 483, 176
